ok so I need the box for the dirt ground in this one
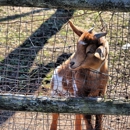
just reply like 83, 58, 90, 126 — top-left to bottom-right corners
0, 111, 130, 130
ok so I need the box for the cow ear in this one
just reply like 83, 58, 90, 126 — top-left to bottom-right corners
94, 46, 106, 60
94, 32, 107, 39
68, 20, 84, 37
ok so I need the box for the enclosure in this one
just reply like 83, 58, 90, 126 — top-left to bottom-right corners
0, 0, 130, 130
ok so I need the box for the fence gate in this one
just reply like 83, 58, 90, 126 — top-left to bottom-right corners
0, 1, 130, 130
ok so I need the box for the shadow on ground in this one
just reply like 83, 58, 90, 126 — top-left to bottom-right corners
0, 8, 74, 125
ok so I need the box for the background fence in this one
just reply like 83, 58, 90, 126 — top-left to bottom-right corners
0, 1, 129, 130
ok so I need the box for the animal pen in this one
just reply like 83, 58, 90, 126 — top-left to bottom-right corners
0, 0, 129, 130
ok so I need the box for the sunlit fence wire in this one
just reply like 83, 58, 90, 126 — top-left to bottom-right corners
0, 6, 129, 130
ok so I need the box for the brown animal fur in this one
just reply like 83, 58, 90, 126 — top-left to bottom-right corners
50, 21, 109, 130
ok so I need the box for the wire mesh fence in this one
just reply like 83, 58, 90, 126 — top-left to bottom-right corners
0, 6, 129, 130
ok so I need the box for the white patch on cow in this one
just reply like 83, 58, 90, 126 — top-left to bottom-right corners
66, 79, 69, 85
73, 80, 78, 96
51, 67, 79, 97
79, 40, 87, 45
51, 67, 67, 97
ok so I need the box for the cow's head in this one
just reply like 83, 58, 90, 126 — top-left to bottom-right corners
69, 21, 109, 71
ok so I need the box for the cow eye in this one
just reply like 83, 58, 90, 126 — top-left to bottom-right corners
87, 51, 93, 54
87, 48, 95, 53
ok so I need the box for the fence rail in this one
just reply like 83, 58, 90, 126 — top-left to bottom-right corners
0, 0, 130, 11
0, 94, 129, 115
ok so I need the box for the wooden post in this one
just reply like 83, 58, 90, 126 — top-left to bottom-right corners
0, 93, 130, 115
0, 0, 130, 11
